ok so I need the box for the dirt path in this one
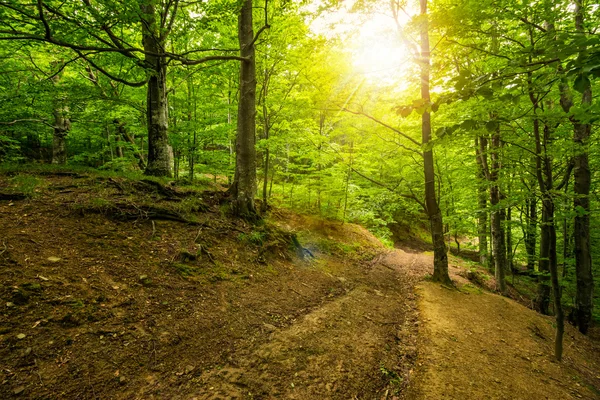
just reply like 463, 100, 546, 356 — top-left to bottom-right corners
407, 283, 600, 400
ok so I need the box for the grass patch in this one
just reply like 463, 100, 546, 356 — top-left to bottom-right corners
10, 174, 43, 196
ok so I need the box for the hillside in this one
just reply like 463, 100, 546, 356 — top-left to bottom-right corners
0, 171, 598, 399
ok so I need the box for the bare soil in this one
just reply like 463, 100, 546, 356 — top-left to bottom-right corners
0, 173, 418, 399
1, 171, 598, 400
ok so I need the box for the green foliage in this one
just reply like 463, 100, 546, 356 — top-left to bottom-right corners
238, 230, 266, 246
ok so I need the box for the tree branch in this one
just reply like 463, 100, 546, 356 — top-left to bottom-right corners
342, 107, 422, 148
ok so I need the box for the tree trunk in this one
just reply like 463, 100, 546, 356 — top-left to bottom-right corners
506, 206, 513, 273
51, 107, 70, 164
230, 0, 258, 218
529, 71, 564, 358
555, 2, 594, 334
475, 138, 489, 267
489, 128, 507, 294
50, 63, 70, 165
525, 196, 537, 271
261, 64, 270, 213
420, 0, 451, 285
141, 1, 171, 177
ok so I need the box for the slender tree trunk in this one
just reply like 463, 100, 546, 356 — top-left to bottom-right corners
230, 0, 258, 218
572, 2, 593, 334
475, 138, 489, 267
506, 206, 513, 273
490, 129, 507, 294
555, 3, 594, 333
50, 63, 70, 165
420, 0, 451, 285
525, 196, 537, 271
141, 1, 171, 177
261, 65, 270, 213
530, 75, 564, 357
51, 107, 70, 164
343, 142, 353, 222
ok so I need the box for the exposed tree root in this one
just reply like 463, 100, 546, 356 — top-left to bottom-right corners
0, 193, 26, 201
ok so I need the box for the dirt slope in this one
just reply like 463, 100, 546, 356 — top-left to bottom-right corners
407, 283, 600, 400
1, 171, 598, 399
0, 172, 418, 399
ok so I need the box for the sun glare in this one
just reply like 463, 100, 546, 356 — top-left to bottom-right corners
309, 2, 412, 84
351, 16, 411, 83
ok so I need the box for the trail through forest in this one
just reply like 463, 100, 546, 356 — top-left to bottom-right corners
0, 173, 599, 399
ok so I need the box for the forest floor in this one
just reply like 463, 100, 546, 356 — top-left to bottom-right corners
0, 170, 599, 399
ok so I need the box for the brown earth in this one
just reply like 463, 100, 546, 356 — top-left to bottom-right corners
407, 283, 600, 399
1, 171, 599, 400
0, 172, 419, 399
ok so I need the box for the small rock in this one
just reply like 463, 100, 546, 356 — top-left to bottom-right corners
13, 386, 25, 395
16, 333, 26, 340
185, 365, 195, 374
6, 302, 14, 308
47, 256, 61, 263
263, 323, 277, 333
119, 376, 127, 385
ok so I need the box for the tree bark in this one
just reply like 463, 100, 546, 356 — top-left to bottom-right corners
528, 61, 564, 357
554, 2, 594, 333
230, 0, 258, 218
475, 138, 489, 268
50, 63, 70, 165
420, 0, 451, 285
51, 107, 70, 164
571, 1, 594, 335
525, 196, 537, 271
490, 129, 507, 294
141, 1, 172, 177
261, 64, 270, 213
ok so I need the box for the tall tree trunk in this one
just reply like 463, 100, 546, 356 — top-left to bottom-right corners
529, 59, 564, 357
572, 1, 594, 335
525, 196, 537, 271
420, 0, 451, 285
556, 3, 594, 333
261, 64, 270, 213
475, 137, 489, 267
50, 63, 70, 165
506, 206, 513, 274
51, 107, 70, 164
490, 129, 507, 294
141, 1, 171, 177
230, 0, 258, 218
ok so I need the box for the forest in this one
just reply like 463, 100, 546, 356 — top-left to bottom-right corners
0, 0, 599, 398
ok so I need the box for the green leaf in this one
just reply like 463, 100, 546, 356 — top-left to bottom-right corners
573, 74, 591, 93
396, 106, 413, 118
485, 120, 499, 132
461, 119, 477, 130
476, 87, 494, 99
